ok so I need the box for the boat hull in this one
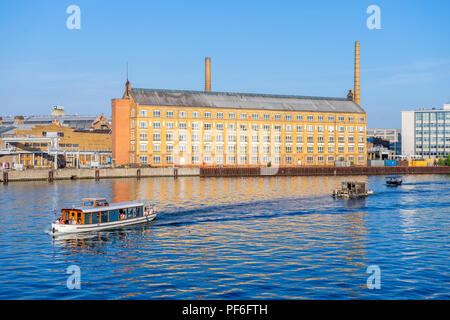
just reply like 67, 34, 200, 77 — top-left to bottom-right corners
51, 214, 156, 234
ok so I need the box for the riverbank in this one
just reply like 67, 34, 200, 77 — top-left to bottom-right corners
1, 166, 450, 183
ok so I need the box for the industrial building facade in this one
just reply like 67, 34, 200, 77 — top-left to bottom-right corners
112, 43, 366, 167
402, 104, 450, 158
112, 85, 366, 167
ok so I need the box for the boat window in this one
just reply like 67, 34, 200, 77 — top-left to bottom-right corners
84, 213, 91, 224
109, 210, 119, 222
101, 211, 108, 223
83, 200, 94, 207
126, 208, 133, 219
92, 213, 99, 224
136, 206, 142, 217
96, 200, 109, 207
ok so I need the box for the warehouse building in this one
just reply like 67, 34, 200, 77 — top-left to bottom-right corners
111, 43, 367, 167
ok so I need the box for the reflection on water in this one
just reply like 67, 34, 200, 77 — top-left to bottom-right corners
0, 175, 449, 299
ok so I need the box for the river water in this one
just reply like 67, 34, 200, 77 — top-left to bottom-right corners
0, 175, 449, 299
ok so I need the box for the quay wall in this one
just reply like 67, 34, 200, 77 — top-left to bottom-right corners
1, 166, 450, 183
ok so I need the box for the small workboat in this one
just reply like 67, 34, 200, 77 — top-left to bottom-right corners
51, 198, 156, 234
386, 176, 403, 186
332, 181, 373, 199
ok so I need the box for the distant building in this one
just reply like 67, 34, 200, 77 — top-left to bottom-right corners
0, 109, 112, 169
401, 104, 450, 159
366, 128, 401, 155
366, 137, 395, 160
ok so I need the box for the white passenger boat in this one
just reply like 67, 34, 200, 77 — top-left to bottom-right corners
51, 198, 157, 234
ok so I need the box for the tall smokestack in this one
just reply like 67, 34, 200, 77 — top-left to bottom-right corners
205, 57, 211, 92
354, 41, 360, 105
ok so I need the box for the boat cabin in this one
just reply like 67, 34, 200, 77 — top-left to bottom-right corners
340, 181, 367, 194
59, 200, 153, 225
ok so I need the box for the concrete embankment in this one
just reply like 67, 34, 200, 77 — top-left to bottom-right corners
1, 167, 199, 183
1, 166, 450, 183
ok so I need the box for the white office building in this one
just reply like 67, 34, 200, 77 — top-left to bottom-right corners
401, 104, 450, 158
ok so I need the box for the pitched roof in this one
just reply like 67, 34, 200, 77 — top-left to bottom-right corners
130, 88, 365, 114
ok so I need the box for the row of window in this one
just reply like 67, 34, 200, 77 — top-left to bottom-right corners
138, 121, 365, 133
139, 154, 365, 165
138, 143, 365, 154
139, 109, 365, 123
415, 112, 450, 121
138, 132, 365, 144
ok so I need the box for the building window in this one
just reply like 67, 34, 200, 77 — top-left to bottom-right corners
275, 114, 281, 121
252, 113, 259, 120
217, 112, 224, 119
192, 111, 199, 119
153, 110, 160, 117
179, 122, 187, 130
140, 121, 148, 129
229, 112, 235, 119
166, 111, 174, 118
297, 115, 303, 121
153, 155, 161, 164
153, 144, 160, 152
139, 155, 147, 164
166, 122, 174, 129
264, 114, 270, 120
140, 110, 148, 117
153, 133, 160, 141
240, 113, 247, 120
179, 111, 187, 118
153, 121, 161, 129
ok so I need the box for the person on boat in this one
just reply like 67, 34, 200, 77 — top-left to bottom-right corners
77, 218, 81, 225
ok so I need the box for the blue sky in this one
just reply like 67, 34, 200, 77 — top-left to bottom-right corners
0, 0, 449, 128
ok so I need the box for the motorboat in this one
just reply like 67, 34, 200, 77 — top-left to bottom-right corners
386, 176, 403, 186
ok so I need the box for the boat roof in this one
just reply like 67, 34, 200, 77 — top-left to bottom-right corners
64, 200, 145, 213
341, 181, 366, 184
